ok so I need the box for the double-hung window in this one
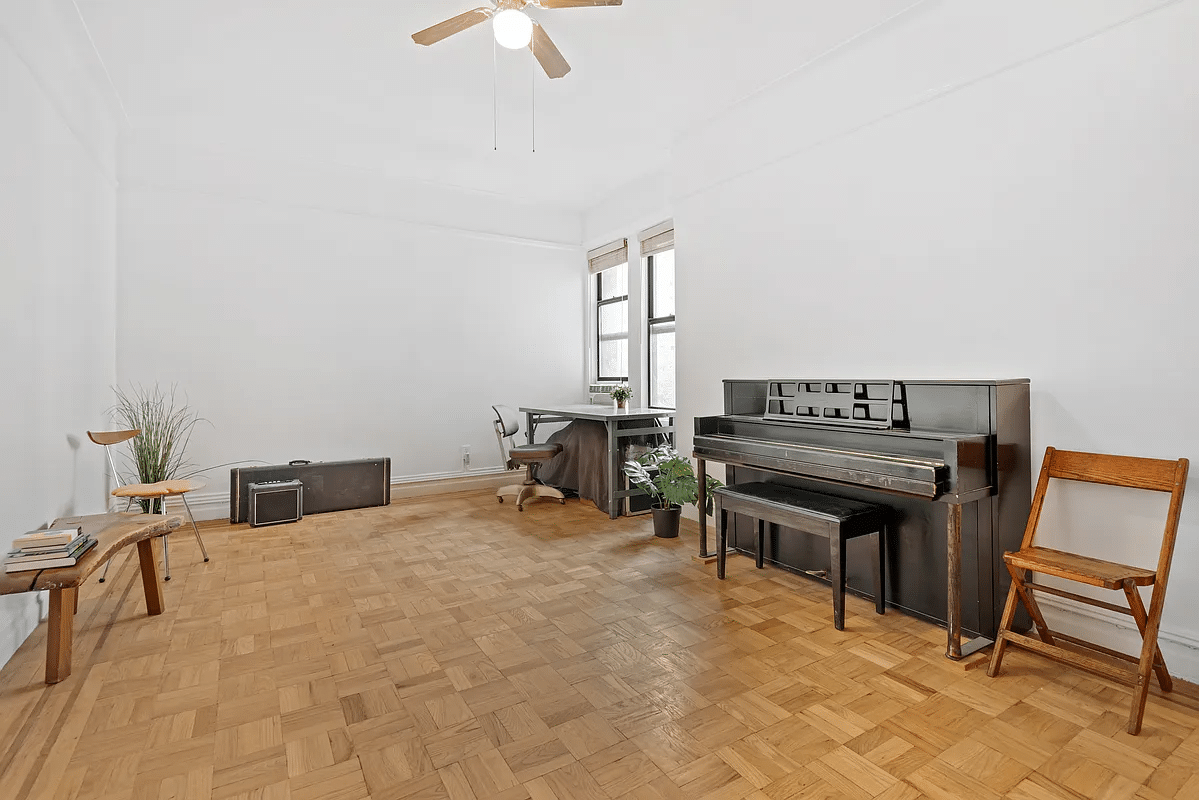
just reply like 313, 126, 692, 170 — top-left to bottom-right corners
588, 239, 629, 383
640, 222, 675, 409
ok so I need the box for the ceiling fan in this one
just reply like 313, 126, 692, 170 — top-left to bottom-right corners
412, 0, 623, 79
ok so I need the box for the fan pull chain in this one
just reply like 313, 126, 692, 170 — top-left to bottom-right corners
531, 36, 536, 153
493, 37, 498, 151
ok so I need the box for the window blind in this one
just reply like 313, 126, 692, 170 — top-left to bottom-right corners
587, 238, 628, 274
638, 220, 674, 257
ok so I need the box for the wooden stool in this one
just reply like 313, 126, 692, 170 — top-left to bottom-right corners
714, 482, 887, 630
0, 513, 180, 683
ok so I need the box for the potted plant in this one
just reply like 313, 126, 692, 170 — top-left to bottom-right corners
110, 383, 204, 514
609, 385, 632, 409
623, 445, 722, 538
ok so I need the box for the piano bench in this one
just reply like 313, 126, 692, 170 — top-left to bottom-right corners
713, 482, 888, 631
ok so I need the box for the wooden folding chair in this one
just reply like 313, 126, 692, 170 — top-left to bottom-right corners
987, 447, 1188, 734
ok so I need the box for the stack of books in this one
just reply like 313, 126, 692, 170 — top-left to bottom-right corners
5, 526, 96, 573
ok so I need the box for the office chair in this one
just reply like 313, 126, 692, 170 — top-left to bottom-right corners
987, 447, 1188, 735
88, 429, 210, 582
492, 405, 565, 511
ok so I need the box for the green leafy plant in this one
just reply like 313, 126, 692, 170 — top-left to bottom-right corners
609, 385, 632, 402
623, 445, 722, 513
110, 384, 205, 513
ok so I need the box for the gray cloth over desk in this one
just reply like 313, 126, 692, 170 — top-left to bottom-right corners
535, 418, 671, 515
535, 420, 613, 514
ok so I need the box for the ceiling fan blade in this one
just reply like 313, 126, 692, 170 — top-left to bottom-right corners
529, 21, 571, 78
412, 7, 494, 46
533, 0, 622, 7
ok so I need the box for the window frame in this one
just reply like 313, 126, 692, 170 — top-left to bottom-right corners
646, 250, 676, 409
595, 264, 629, 384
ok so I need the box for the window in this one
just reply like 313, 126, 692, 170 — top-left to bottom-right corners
647, 249, 675, 408
640, 221, 675, 409
588, 239, 629, 383
596, 264, 628, 382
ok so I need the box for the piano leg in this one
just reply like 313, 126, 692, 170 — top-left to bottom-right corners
946, 502, 993, 659
947, 503, 963, 658
697, 457, 714, 558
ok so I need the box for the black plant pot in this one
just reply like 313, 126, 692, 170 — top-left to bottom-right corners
651, 505, 682, 538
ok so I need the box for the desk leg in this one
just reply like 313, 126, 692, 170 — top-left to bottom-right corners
46, 587, 76, 684
526, 411, 535, 445
607, 420, 619, 519
138, 538, 165, 616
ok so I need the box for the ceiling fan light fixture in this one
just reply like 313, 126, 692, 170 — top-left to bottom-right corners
493, 9, 533, 49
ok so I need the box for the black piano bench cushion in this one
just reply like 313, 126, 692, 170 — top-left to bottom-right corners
509, 443, 563, 462
713, 482, 887, 631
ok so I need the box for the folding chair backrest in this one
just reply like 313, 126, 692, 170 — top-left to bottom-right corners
1046, 449, 1185, 492
1021, 447, 1189, 579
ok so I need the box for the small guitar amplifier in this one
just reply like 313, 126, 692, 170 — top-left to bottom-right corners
248, 480, 303, 527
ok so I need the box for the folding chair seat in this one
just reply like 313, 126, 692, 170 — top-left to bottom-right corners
987, 447, 1188, 735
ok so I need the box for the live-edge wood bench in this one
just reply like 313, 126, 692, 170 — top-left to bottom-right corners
713, 482, 888, 630
0, 512, 181, 684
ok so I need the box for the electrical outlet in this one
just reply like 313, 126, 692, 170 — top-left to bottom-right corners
461, 445, 470, 470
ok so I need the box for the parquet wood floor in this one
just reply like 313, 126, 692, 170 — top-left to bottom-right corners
3, 491, 1199, 800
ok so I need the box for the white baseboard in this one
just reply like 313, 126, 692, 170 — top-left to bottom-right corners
147, 468, 515, 521
1036, 593, 1199, 681
390, 469, 512, 500
0, 593, 44, 670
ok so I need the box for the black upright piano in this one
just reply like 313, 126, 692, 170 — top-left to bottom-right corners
693, 378, 1031, 659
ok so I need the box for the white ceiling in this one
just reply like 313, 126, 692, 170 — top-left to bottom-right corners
76, 0, 918, 210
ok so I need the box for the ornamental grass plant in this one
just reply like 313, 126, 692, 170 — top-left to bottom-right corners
110, 384, 204, 513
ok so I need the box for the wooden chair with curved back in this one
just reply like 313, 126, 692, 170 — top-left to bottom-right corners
87, 429, 210, 581
988, 447, 1189, 735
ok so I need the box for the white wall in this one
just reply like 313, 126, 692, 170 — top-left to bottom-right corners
665, 1, 1199, 675
0, 1, 120, 663
116, 143, 586, 517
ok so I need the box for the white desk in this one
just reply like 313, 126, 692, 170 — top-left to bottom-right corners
519, 404, 676, 519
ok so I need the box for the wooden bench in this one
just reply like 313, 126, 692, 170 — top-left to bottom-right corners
0, 512, 181, 684
713, 482, 888, 630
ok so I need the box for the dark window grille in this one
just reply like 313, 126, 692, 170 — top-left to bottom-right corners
647, 251, 675, 409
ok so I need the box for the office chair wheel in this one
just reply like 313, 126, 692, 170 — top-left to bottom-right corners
204, 557, 210, 562
498, 497, 504, 504
559, 499, 565, 504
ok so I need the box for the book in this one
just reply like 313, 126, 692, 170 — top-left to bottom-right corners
12, 526, 81, 550
4, 537, 96, 572
6, 535, 95, 562
11, 539, 83, 555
